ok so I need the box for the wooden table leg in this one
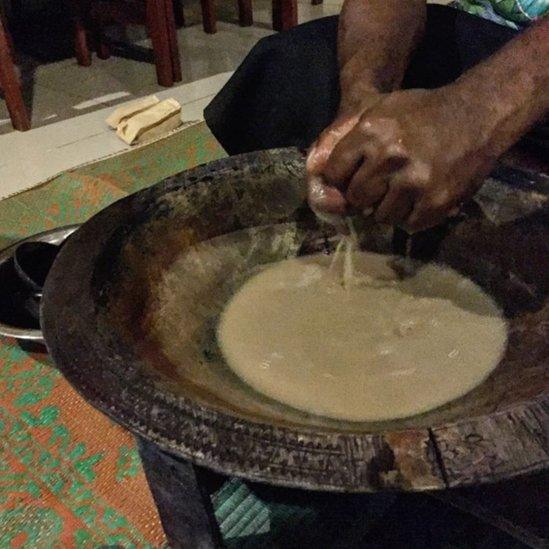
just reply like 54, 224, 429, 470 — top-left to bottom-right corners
200, 0, 217, 34
94, 26, 111, 60
162, 0, 182, 82
272, 0, 297, 32
173, 0, 185, 27
147, 0, 174, 87
74, 20, 92, 65
70, 0, 92, 65
431, 472, 549, 548
238, 0, 253, 27
138, 438, 224, 549
0, 15, 30, 131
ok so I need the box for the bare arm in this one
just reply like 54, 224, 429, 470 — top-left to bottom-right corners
307, 0, 426, 189
451, 18, 549, 163
312, 17, 549, 230
338, 0, 426, 112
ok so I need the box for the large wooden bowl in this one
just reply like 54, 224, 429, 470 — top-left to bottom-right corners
42, 148, 548, 492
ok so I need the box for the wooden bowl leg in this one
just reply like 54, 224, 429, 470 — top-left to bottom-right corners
138, 438, 224, 549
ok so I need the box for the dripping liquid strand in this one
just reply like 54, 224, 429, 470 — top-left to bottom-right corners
330, 221, 416, 289
330, 219, 368, 289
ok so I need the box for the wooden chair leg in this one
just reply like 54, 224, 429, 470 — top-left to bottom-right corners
69, 0, 92, 66
272, 0, 297, 31
162, 0, 182, 82
74, 20, 92, 65
0, 16, 30, 131
238, 0, 253, 26
173, 0, 185, 28
200, 0, 216, 34
146, 0, 174, 87
93, 26, 111, 59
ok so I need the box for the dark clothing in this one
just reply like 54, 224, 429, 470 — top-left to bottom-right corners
204, 5, 519, 155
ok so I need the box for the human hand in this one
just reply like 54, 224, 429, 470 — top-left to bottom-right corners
306, 94, 383, 216
307, 87, 497, 232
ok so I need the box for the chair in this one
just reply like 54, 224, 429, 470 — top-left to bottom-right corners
71, 0, 298, 88
200, 0, 297, 33
0, 11, 30, 131
72, 0, 182, 87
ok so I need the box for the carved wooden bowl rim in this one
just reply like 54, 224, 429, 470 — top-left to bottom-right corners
42, 148, 548, 493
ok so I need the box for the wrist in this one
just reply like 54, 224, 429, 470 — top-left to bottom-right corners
443, 80, 509, 161
339, 57, 385, 114
339, 80, 383, 115
339, 93, 382, 117
450, 83, 538, 163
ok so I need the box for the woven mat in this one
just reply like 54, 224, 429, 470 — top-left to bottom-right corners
0, 123, 222, 547
0, 123, 533, 548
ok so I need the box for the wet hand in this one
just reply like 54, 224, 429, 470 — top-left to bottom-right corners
307, 87, 495, 232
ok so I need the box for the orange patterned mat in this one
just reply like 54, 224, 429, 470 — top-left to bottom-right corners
0, 123, 224, 547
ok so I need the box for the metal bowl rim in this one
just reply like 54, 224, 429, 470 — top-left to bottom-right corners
0, 224, 80, 342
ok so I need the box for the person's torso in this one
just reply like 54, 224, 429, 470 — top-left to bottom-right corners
454, 0, 549, 28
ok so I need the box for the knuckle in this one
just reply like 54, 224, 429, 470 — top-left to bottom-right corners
406, 160, 432, 185
385, 143, 408, 164
318, 128, 334, 145
427, 189, 452, 210
357, 116, 375, 133
378, 118, 401, 139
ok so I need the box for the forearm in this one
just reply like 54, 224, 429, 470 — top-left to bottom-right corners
338, 0, 426, 111
452, 17, 549, 160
